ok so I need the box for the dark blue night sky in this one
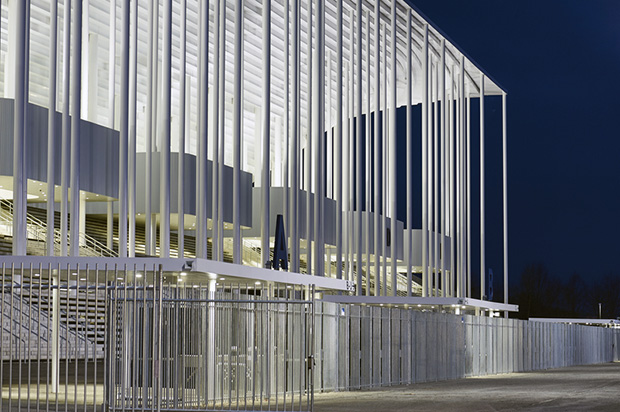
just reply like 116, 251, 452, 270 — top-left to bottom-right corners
405, 0, 620, 291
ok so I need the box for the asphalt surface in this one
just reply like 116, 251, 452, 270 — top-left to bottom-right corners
313, 362, 620, 412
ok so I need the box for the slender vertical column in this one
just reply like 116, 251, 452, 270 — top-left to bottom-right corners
159, 0, 172, 257
350, 12, 356, 284
405, 10, 412, 297
502, 92, 509, 308
306, 0, 313, 275
449, 67, 455, 296
365, 12, 371, 293
197, 0, 209, 259
460, 56, 466, 297
389, 0, 397, 296
335, 0, 343, 279
284, 0, 290, 259
421, 25, 428, 296
373, 4, 381, 296
108, 0, 116, 129
343, 63, 350, 280
128, 0, 138, 257
480, 72, 486, 299
433, 64, 439, 296
381, 22, 387, 295
440, 40, 446, 296
356, 0, 363, 292
466, 96, 471, 298
107, 0, 116, 253
47, 0, 58, 256
212, 0, 221, 260
428, 65, 434, 296
145, 0, 154, 255
314, 0, 325, 276
217, 0, 227, 261
455, 61, 461, 296
69, 0, 83, 257
261, 0, 271, 267
233, 0, 243, 263
61, 0, 71, 256
178, 0, 187, 258
290, 0, 299, 272
459, 63, 465, 297
12, 0, 27, 255
118, 0, 129, 258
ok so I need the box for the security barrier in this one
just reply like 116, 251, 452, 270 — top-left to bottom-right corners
312, 303, 620, 390
2, 258, 620, 411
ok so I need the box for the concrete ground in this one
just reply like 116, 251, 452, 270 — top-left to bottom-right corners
314, 362, 620, 412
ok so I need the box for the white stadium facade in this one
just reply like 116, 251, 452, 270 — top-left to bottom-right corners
1, 1, 618, 411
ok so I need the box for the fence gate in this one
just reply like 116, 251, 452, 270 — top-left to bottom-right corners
106, 271, 315, 412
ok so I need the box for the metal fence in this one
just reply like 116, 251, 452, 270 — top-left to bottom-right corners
312, 303, 620, 391
0, 259, 315, 412
106, 278, 315, 411
2, 258, 620, 412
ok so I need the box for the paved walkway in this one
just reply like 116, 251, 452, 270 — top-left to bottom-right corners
314, 362, 620, 412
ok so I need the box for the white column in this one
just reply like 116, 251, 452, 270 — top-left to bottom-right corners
261, 0, 271, 267
196, 0, 208, 259
314, 0, 325, 277
107, 201, 113, 249
381, 22, 387, 295
178, 0, 187, 259
118, 0, 129, 257
11, 0, 27, 256
159, 0, 172, 257
216, 0, 227, 261
87, 33, 98, 122
389, 0, 397, 296
60, 0, 71, 257
349, 13, 356, 284
449, 67, 455, 297
343, 63, 350, 281
421, 25, 428, 296
480, 72, 486, 299
460, 56, 466, 297
69, 0, 83, 257
211, 0, 221, 260
305, 0, 313, 275
128, 0, 138, 257
433, 64, 439, 296
356, 0, 363, 291
373, 3, 380, 296
108, 0, 116, 130
365, 12, 371, 293
440, 40, 446, 296
47, 0, 58, 256
290, 0, 299, 272
466, 96, 471, 298
335, 0, 343, 279
503, 92, 509, 309
283, 0, 290, 258
233, 0, 243, 263
406, 10, 412, 296
145, 0, 157, 256
79, 191, 86, 246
